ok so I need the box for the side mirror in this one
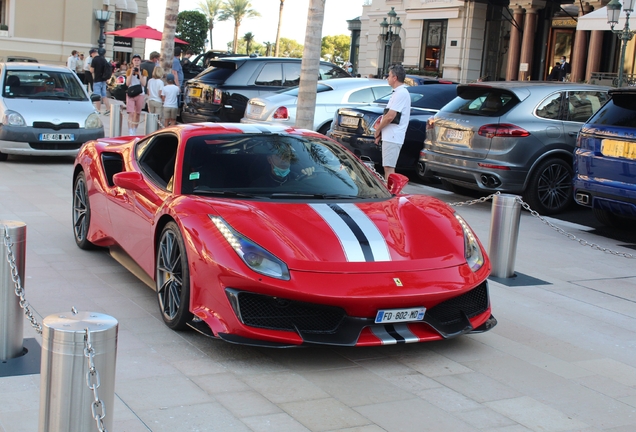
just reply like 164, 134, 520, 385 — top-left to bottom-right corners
113, 171, 146, 191
90, 93, 101, 103
386, 173, 409, 194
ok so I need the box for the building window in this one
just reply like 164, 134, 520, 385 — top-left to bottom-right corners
420, 20, 447, 72
0, 0, 7, 29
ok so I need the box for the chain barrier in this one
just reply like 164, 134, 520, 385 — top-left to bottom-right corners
84, 329, 108, 432
3, 224, 109, 431
445, 193, 636, 259
2, 224, 43, 334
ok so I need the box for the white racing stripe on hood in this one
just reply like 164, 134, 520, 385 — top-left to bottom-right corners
309, 203, 391, 262
338, 203, 391, 262
310, 203, 365, 262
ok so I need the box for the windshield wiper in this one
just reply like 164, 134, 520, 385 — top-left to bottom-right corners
192, 189, 258, 198
30, 94, 73, 100
269, 192, 355, 199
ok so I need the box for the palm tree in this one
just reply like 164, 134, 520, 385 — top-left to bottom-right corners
274, 0, 285, 57
161, 0, 179, 75
295, 0, 325, 130
243, 32, 255, 54
264, 41, 272, 56
218, 0, 261, 54
197, 0, 223, 51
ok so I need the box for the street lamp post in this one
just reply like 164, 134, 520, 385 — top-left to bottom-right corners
607, 0, 636, 87
94, 9, 112, 56
378, 7, 402, 78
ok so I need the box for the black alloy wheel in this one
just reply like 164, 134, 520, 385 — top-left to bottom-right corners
72, 172, 95, 250
156, 222, 192, 330
524, 158, 573, 215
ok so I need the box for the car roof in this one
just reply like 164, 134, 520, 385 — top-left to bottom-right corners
316, 77, 387, 88
174, 122, 311, 137
457, 81, 611, 101
1, 62, 71, 72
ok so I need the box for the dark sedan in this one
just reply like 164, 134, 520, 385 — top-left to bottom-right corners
327, 84, 457, 179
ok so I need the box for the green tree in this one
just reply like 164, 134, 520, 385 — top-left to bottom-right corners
322, 35, 351, 64
218, 0, 261, 53
278, 37, 303, 58
243, 32, 255, 54
226, 38, 264, 55
296, 0, 325, 130
176, 10, 209, 53
263, 41, 273, 56
197, 0, 223, 50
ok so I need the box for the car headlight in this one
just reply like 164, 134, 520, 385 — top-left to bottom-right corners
209, 215, 290, 280
3, 110, 26, 126
454, 214, 484, 272
85, 112, 103, 129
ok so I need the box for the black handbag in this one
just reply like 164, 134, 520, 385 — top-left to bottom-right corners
126, 84, 143, 97
383, 107, 401, 124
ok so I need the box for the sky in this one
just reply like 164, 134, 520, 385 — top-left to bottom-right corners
145, 0, 365, 56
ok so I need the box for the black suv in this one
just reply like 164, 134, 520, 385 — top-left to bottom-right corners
181, 57, 350, 124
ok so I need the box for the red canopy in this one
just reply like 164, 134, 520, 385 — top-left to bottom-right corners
105, 25, 188, 45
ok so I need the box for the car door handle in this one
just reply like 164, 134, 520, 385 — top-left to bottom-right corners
568, 131, 578, 137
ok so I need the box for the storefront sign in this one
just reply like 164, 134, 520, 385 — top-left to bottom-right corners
552, 18, 577, 28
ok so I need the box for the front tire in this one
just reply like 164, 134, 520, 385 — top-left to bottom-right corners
523, 158, 573, 215
156, 222, 192, 330
72, 172, 95, 250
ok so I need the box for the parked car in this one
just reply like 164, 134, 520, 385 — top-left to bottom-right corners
71, 122, 496, 346
181, 57, 350, 124
404, 74, 455, 86
6, 56, 38, 63
328, 83, 458, 178
241, 78, 391, 134
0, 62, 104, 161
574, 87, 636, 226
420, 82, 610, 214
182, 50, 249, 81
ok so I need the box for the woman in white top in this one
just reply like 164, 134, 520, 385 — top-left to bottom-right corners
147, 66, 165, 126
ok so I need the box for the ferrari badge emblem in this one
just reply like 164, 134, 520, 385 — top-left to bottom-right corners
393, 278, 403, 286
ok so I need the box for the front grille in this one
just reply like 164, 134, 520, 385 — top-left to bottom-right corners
426, 282, 489, 326
33, 122, 80, 130
237, 292, 345, 334
29, 142, 82, 150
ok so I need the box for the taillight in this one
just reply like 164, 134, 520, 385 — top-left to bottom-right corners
478, 123, 530, 138
426, 117, 435, 131
213, 88, 222, 104
273, 107, 289, 120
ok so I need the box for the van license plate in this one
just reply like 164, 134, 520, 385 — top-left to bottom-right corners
39, 134, 74, 141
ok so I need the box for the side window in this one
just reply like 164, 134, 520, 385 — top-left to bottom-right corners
319, 64, 348, 80
567, 91, 609, 122
255, 63, 283, 86
136, 134, 179, 189
283, 63, 301, 86
372, 85, 392, 99
348, 88, 375, 103
536, 93, 564, 120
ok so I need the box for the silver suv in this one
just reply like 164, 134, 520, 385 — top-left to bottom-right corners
420, 82, 609, 214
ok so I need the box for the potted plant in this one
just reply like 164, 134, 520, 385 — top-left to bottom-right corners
0, 24, 8, 36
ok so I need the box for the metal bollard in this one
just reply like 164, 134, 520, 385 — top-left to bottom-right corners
39, 311, 118, 432
0, 221, 26, 361
488, 194, 522, 278
109, 103, 122, 137
144, 112, 159, 134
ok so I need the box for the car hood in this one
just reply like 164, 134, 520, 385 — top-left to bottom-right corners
201, 195, 472, 273
3, 98, 96, 126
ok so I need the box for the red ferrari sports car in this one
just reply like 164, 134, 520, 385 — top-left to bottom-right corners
72, 123, 496, 347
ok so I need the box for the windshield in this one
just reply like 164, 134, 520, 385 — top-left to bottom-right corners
3, 70, 87, 100
181, 133, 390, 199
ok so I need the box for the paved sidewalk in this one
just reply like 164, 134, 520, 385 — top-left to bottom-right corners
1, 161, 636, 431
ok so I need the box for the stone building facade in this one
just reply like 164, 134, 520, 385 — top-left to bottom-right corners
0, 0, 148, 66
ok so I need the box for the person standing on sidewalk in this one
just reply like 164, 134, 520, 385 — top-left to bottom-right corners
147, 66, 165, 127
125, 54, 148, 135
76, 53, 85, 83
161, 73, 180, 127
373, 64, 411, 178
67, 50, 78, 73
89, 48, 112, 114
83, 51, 93, 93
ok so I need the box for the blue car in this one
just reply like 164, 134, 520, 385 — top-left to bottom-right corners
573, 88, 636, 226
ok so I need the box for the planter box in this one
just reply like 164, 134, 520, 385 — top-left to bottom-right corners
0, 31, 9, 37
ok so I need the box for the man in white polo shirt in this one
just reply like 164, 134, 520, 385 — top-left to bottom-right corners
373, 64, 411, 178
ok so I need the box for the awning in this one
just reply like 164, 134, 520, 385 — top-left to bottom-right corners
577, 6, 629, 31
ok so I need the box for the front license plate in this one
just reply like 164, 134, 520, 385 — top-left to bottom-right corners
340, 116, 359, 127
188, 87, 202, 98
375, 307, 426, 324
601, 139, 636, 160
39, 133, 74, 141
445, 129, 464, 140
